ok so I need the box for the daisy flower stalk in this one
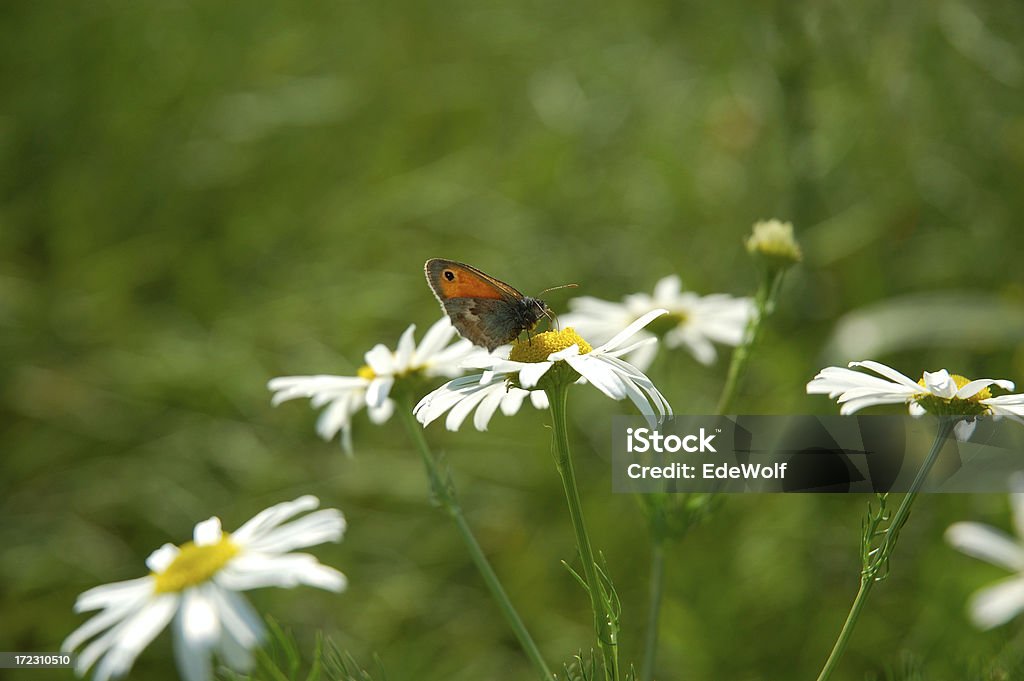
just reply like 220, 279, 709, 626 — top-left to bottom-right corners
716, 219, 801, 414
268, 317, 476, 454
637, 491, 720, 681
269, 317, 552, 680
396, 393, 553, 681
62, 496, 346, 681
416, 309, 673, 681
807, 360, 1023, 681
946, 485, 1024, 629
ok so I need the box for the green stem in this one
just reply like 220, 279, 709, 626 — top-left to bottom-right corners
715, 269, 784, 415
814, 576, 875, 681
398, 402, 554, 681
640, 271, 779, 677
547, 382, 620, 681
639, 540, 665, 681
815, 418, 954, 681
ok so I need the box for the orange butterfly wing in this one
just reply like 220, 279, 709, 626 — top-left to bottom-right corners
424, 259, 524, 302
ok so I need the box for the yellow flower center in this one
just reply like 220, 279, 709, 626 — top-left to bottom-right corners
509, 328, 592, 363
152, 537, 239, 594
357, 365, 376, 380
914, 373, 991, 416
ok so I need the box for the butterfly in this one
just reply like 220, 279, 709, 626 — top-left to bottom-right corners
424, 258, 555, 351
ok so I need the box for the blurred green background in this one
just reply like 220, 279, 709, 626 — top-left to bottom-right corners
3, 1, 1024, 679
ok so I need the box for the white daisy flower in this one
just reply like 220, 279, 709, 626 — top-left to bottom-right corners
946, 488, 1024, 629
807, 360, 1023, 440
269, 317, 476, 452
560, 275, 753, 370
415, 310, 672, 430
63, 496, 346, 681
807, 360, 1021, 418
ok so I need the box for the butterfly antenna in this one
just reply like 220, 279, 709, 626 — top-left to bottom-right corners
536, 283, 575, 333
537, 283, 578, 296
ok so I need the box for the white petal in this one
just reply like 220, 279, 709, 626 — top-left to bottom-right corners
684, 294, 754, 346
581, 356, 658, 426
498, 388, 526, 415
954, 419, 977, 441
211, 589, 263, 670
835, 387, 915, 414
849, 360, 923, 391
982, 393, 1024, 417
967, 576, 1024, 629
668, 328, 717, 366
314, 392, 362, 444
835, 396, 901, 415
80, 595, 178, 681
473, 383, 509, 431
808, 364, 920, 413
547, 344, 581, 361
414, 374, 492, 427
957, 378, 1016, 399
619, 378, 660, 428
367, 398, 395, 425
173, 588, 218, 681
194, 518, 223, 546
445, 383, 496, 431
602, 335, 656, 360
240, 508, 346, 554
365, 377, 395, 409
426, 338, 477, 377
651, 275, 682, 303
567, 295, 632, 318
210, 587, 265, 652
518, 361, 554, 389
232, 496, 320, 545
945, 522, 1024, 571
218, 553, 347, 592
363, 344, 395, 376
146, 545, 179, 573
596, 309, 669, 353
414, 318, 456, 364
567, 354, 627, 400
602, 355, 672, 420
621, 338, 658, 372
463, 354, 527, 372
393, 324, 417, 372
268, 375, 368, 406
530, 391, 549, 409
63, 582, 155, 653
921, 369, 956, 398
180, 586, 220, 648
807, 366, 911, 397
74, 576, 157, 614
622, 292, 658, 316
